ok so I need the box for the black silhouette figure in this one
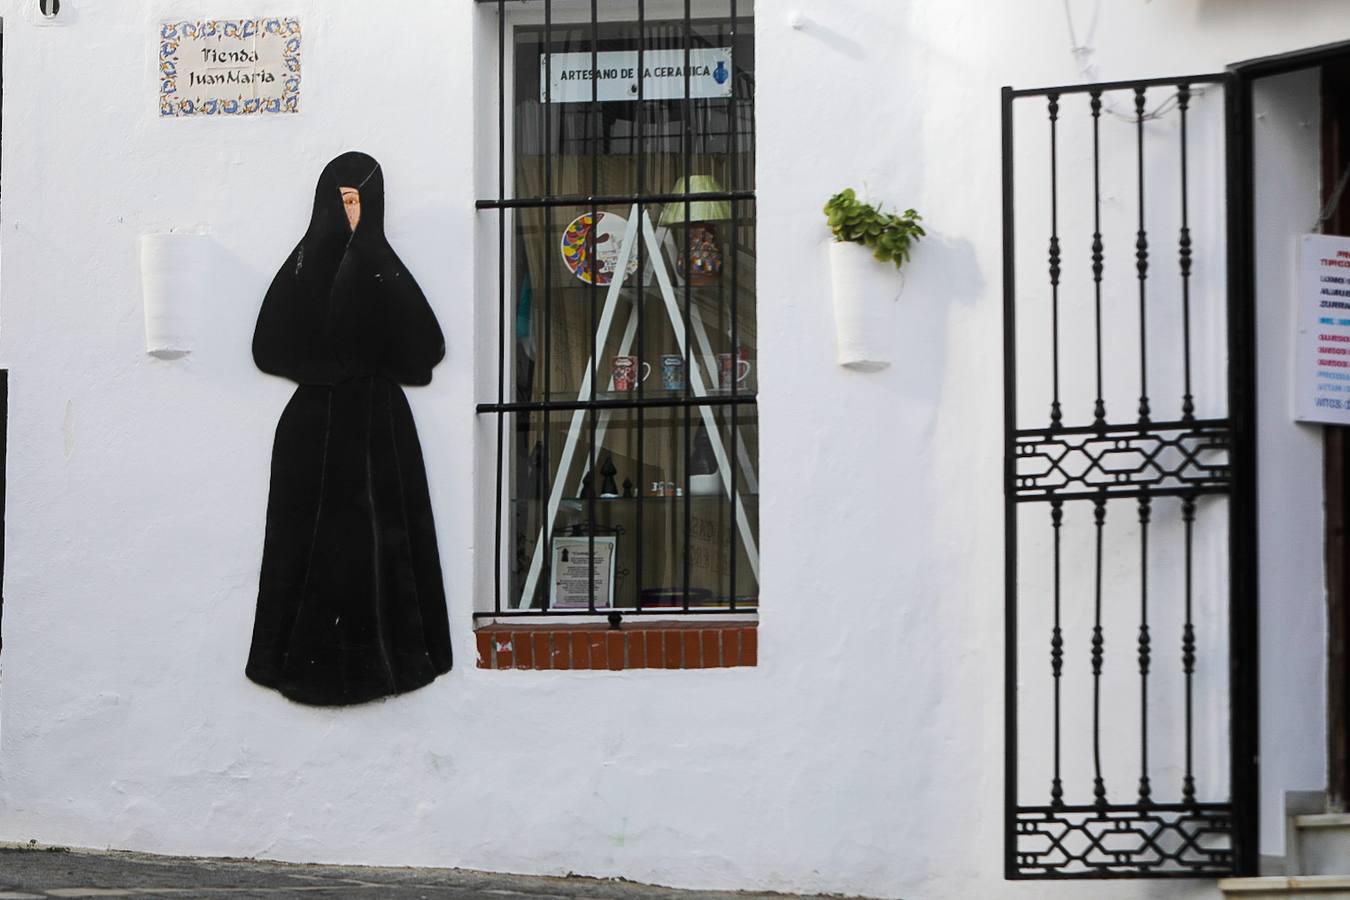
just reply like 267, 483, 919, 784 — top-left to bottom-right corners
247, 152, 451, 706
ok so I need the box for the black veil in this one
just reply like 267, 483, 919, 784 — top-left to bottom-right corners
253, 151, 445, 387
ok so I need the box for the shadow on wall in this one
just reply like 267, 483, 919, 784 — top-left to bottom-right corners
787, 13, 866, 61
884, 234, 985, 405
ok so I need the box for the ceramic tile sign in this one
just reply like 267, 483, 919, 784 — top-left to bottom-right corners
159, 18, 301, 117
1295, 234, 1350, 424
541, 48, 733, 103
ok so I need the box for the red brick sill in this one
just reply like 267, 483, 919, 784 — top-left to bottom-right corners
475, 621, 757, 671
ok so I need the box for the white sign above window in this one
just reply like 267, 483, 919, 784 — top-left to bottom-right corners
540, 48, 733, 103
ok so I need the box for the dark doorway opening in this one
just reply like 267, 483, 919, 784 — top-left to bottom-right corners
1323, 59, 1350, 812
0, 19, 7, 658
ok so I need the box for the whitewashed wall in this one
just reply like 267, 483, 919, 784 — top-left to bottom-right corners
0, 2, 1347, 899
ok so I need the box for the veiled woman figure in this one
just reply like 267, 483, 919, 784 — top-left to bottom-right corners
247, 151, 451, 706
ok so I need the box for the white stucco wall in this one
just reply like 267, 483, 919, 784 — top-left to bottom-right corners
0, 2, 1347, 899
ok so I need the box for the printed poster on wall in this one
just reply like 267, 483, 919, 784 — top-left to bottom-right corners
159, 18, 301, 117
1295, 233, 1350, 424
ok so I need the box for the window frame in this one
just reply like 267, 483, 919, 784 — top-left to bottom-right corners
474, 0, 760, 625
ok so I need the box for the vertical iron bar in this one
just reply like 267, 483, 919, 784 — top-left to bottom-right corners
1048, 93, 1063, 429
1179, 84, 1196, 422
1182, 493, 1198, 805
1138, 494, 1153, 805
1135, 87, 1151, 424
1050, 499, 1064, 807
1225, 68, 1260, 877
635, 0, 646, 614
682, 0, 692, 612
1091, 496, 1108, 808
541, 0, 555, 611
1001, 84, 1019, 881
588, 0, 599, 613
1090, 91, 1106, 429
748, 50, 756, 180
728, 0, 739, 612
494, 0, 507, 614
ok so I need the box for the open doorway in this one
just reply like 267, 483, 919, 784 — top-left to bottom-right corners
0, 17, 7, 662
1322, 58, 1350, 813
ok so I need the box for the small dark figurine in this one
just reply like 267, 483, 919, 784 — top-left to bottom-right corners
525, 440, 545, 499
690, 423, 717, 476
579, 471, 594, 499
600, 455, 620, 498
247, 152, 451, 706
622, 478, 635, 499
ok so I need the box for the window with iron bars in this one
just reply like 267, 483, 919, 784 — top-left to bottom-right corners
475, 0, 758, 622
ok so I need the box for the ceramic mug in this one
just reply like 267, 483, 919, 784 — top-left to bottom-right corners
717, 351, 753, 391
613, 355, 651, 392
660, 354, 686, 390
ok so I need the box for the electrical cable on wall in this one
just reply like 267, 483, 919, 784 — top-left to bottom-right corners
1062, 0, 1204, 122
1315, 161, 1350, 233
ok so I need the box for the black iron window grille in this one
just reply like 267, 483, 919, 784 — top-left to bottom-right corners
475, 0, 759, 620
1003, 73, 1258, 879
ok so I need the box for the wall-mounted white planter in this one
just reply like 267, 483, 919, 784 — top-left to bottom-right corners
139, 233, 211, 359
828, 240, 902, 372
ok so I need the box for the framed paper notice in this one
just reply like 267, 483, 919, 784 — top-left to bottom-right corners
549, 535, 617, 610
1295, 233, 1350, 424
159, 18, 301, 117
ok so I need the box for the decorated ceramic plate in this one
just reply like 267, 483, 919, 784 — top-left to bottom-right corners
560, 212, 638, 286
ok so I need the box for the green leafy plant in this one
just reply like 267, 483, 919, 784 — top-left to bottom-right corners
823, 188, 925, 269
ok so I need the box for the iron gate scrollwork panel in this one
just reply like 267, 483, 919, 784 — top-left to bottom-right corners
1014, 420, 1231, 501
1003, 73, 1256, 880
1016, 804, 1233, 876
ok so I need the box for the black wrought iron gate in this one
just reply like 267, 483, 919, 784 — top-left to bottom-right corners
1003, 73, 1258, 879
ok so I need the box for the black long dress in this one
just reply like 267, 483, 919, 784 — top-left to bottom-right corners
246, 152, 452, 706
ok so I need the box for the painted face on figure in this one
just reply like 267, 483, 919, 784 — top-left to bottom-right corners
340, 187, 361, 232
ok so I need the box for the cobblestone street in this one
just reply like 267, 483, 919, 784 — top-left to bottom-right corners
0, 848, 838, 900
